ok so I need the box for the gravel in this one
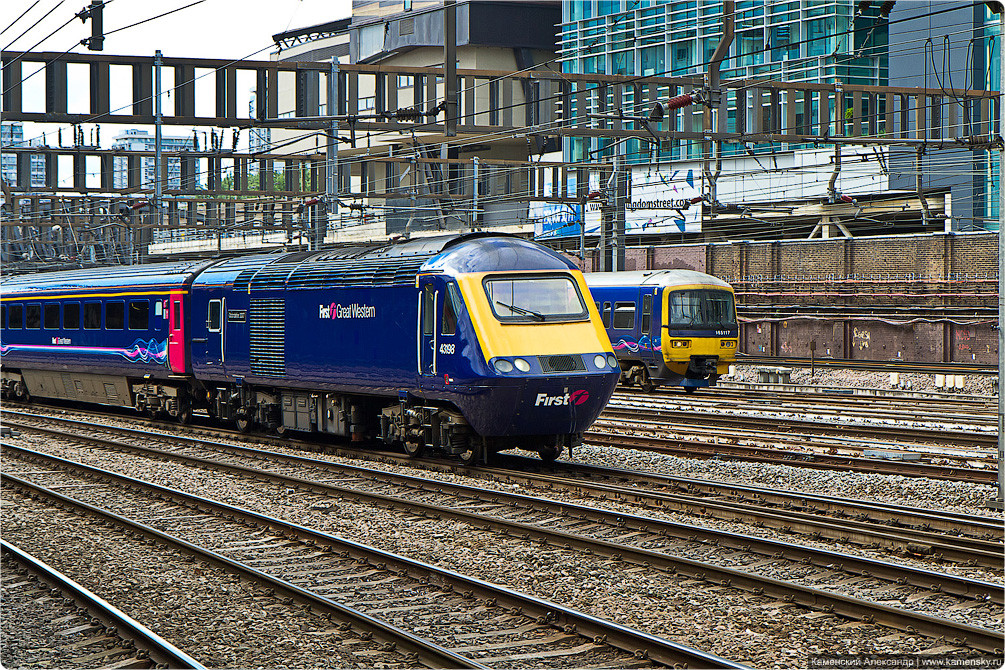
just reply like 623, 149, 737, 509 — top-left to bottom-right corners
1, 491, 395, 669
7, 425, 1001, 669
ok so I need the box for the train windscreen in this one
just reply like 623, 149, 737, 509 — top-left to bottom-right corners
668, 289, 736, 330
483, 274, 588, 323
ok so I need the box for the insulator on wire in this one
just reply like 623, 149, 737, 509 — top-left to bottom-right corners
77, 0, 104, 50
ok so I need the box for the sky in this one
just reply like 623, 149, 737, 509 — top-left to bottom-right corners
3, 0, 352, 60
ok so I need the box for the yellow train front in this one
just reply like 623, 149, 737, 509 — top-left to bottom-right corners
584, 270, 738, 393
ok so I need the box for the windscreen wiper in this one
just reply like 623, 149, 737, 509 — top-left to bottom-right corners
496, 300, 545, 321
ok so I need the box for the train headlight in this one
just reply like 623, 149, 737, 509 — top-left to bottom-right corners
721, 340, 736, 348
593, 354, 607, 369
671, 339, 691, 348
513, 358, 531, 372
493, 359, 514, 373
606, 354, 618, 368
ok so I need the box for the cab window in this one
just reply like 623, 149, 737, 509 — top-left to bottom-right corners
441, 284, 459, 336
106, 301, 125, 329
83, 302, 101, 329
422, 285, 434, 336
64, 302, 80, 329
25, 304, 41, 329
601, 302, 611, 328
613, 302, 635, 330
483, 274, 588, 323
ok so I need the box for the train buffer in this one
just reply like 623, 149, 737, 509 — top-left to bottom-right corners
756, 367, 793, 384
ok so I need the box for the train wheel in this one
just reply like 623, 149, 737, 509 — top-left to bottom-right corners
236, 416, 254, 433
177, 407, 193, 424
458, 444, 481, 466
538, 445, 560, 462
683, 386, 696, 395
403, 440, 425, 458
639, 369, 655, 393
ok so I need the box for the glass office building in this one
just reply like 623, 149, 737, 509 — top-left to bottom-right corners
560, 0, 892, 163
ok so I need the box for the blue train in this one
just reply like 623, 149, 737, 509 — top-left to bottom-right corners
1, 234, 621, 463
584, 270, 738, 392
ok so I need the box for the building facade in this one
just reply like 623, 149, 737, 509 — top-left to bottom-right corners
557, 0, 1001, 236
110, 129, 194, 190
1, 122, 47, 188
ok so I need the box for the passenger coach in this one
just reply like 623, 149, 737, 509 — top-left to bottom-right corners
584, 269, 738, 392
2, 234, 620, 463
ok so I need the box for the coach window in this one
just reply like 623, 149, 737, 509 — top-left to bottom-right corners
83, 302, 101, 329
601, 302, 611, 328
441, 284, 459, 336
1, 304, 6, 329
106, 301, 125, 329
129, 300, 149, 330
44, 303, 60, 329
641, 294, 653, 335
64, 302, 80, 329
612, 302, 635, 330
26, 304, 41, 329
9, 304, 23, 329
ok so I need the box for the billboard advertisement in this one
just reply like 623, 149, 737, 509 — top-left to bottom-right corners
533, 167, 701, 239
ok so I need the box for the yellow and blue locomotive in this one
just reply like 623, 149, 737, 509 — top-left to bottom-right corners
2, 234, 620, 462
584, 270, 738, 392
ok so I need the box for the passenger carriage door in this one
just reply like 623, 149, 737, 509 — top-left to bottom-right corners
418, 281, 436, 377
206, 298, 225, 369
167, 293, 187, 373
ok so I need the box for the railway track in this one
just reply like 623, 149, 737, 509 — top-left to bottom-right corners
2, 443, 740, 669
7, 409, 1001, 564
588, 392, 997, 482
5, 416, 1002, 656
735, 356, 997, 376
1, 539, 204, 670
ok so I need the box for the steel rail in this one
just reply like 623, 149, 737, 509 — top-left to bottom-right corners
6, 408, 998, 538
613, 391, 997, 426
11, 415, 1002, 579
2, 445, 742, 669
503, 455, 1002, 541
1, 473, 485, 670
6, 410, 1000, 547
734, 356, 997, 376
584, 431, 998, 484
8, 416, 1001, 571
1, 539, 207, 670
598, 406, 996, 450
4, 435, 1002, 654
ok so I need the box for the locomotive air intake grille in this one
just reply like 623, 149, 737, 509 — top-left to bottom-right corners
250, 298, 285, 377
538, 354, 586, 373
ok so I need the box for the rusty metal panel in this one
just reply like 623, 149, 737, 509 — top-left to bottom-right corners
2, 58, 21, 113
90, 61, 109, 115
914, 94, 926, 139
817, 90, 830, 136
174, 64, 195, 117
46, 60, 67, 115
132, 62, 152, 117
73, 154, 86, 190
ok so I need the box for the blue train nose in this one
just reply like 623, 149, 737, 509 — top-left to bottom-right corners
461, 371, 619, 436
